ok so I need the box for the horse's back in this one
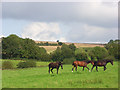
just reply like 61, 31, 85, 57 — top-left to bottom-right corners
72, 61, 86, 66
48, 62, 59, 68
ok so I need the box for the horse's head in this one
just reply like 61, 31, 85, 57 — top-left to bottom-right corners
57, 61, 63, 69
106, 59, 113, 65
60, 63, 63, 69
109, 60, 113, 65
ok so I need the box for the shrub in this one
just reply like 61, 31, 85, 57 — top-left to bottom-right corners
17, 62, 28, 68
17, 60, 36, 68
26, 60, 36, 67
63, 57, 76, 64
2, 61, 14, 69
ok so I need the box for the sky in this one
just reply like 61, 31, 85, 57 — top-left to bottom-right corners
1, 0, 119, 43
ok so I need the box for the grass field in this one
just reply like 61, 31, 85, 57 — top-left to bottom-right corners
2, 61, 118, 88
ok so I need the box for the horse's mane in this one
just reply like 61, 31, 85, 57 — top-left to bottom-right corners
103, 59, 113, 62
84, 60, 91, 63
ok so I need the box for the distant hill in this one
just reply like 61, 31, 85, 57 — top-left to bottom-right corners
35, 41, 105, 53
35, 41, 105, 48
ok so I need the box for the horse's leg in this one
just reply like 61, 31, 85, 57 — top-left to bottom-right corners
48, 67, 50, 74
57, 68, 59, 74
72, 66, 74, 72
91, 65, 95, 72
51, 68, 53, 73
96, 66, 98, 72
104, 66, 107, 71
75, 66, 77, 71
83, 66, 84, 71
85, 66, 90, 72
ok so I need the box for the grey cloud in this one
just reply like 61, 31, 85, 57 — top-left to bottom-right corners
2, 2, 117, 28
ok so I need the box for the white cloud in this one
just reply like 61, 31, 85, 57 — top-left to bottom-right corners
21, 22, 118, 43
0, 35, 5, 38
67, 23, 118, 43
21, 22, 67, 42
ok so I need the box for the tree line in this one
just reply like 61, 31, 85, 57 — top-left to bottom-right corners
37, 41, 63, 46
1, 34, 120, 63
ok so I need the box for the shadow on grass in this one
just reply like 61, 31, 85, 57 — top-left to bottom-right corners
50, 74, 55, 77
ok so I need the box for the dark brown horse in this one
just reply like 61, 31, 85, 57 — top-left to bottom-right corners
72, 60, 94, 72
91, 59, 113, 72
48, 61, 63, 74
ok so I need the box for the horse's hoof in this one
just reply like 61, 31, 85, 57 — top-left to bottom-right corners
89, 70, 91, 72
72, 71, 73, 72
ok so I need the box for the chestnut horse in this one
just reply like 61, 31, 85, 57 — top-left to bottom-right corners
91, 59, 113, 72
72, 60, 93, 72
48, 61, 63, 74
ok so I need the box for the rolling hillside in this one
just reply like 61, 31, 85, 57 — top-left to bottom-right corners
35, 41, 105, 53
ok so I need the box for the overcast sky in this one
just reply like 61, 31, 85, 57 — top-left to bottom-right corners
2, 0, 118, 43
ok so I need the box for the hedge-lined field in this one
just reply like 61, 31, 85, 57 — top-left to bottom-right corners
1, 59, 50, 68
2, 61, 118, 88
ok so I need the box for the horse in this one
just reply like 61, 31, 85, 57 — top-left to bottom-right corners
48, 61, 63, 74
72, 60, 94, 72
91, 59, 113, 72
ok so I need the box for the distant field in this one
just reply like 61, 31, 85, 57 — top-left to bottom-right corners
2, 61, 118, 88
39, 46, 61, 53
37, 41, 105, 53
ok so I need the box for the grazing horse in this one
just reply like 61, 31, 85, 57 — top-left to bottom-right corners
91, 59, 113, 72
48, 61, 63, 74
72, 60, 93, 72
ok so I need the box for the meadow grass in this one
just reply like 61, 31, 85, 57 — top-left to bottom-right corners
2, 61, 118, 88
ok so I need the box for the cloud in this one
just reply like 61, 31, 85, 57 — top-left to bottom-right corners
2, 2, 117, 28
21, 22, 67, 42
21, 22, 118, 43
66, 23, 118, 43
2, 2, 118, 43
0, 35, 5, 38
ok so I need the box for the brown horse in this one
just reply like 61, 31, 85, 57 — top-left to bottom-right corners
48, 61, 63, 74
72, 60, 93, 72
91, 59, 113, 72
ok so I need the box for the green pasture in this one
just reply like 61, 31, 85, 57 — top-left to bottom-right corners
2, 61, 118, 88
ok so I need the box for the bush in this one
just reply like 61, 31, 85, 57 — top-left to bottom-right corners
63, 57, 76, 64
17, 62, 27, 68
17, 60, 36, 68
26, 60, 36, 67
2, 61, 14, 69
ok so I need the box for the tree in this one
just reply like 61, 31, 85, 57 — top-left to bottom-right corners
105, 39, 120, 60
91, 46, 109, 60
2, 34, 49, 61
69, 43, 76, 51
61, 44, 74, 59
50, 47, 63, 61
2, 34, 23, 59
75, 48, 88, 61
58, 42, 63, 46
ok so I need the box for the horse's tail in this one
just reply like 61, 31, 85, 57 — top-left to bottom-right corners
72, 62, 75, 66
48, 63, 51, 67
